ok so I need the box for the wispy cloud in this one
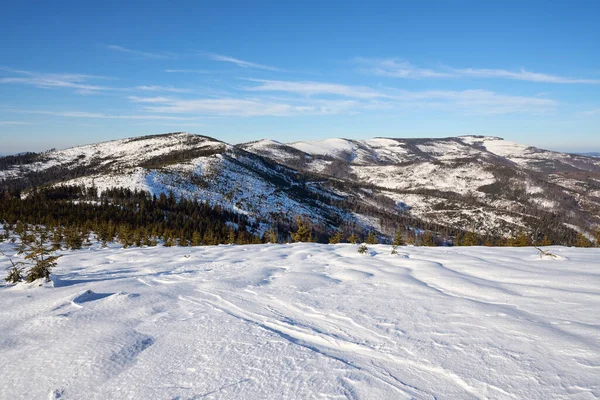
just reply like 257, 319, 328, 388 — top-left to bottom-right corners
357, 58, 600, 84
11, 109, 197, 120
106, 45, 176, 60
0, 121, 33, 125
204, 53, 281, 71
135, 85, 191, 93
165, 69, 214, 74
128, 82, 556, 117
453, 68, 600, 84
580, 108, 600, 116
1, 67, 197, 95
0, 67, 114, 92
355, 58, 452, 79
242, 79, 388, 99
128, 96, 173, 103
139, 97, 316, 117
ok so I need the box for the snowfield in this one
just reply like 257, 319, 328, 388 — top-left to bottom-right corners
1, 243, 599, 399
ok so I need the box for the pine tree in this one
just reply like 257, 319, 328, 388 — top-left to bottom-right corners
422, 231, 436, 247
191, 231, 202, 246
510, 232, 530, 247
65, 227, 83, 250
539, 235, 552, 246
117, 225, 134, 248
291, 217, 312, 242
228, 228, 237, 244
15, 230, 35, 254
265, 227, 278, 244
329, 230, 343, 244
365, 231, 378, 245
392, 231, 405, 246
1, 249, 25, 283
164, 236, 176, 247
574, 233, 593, 248
460, 231, 479, 246
51, 227, 63, 250
357, 244, 369, 254
348, 233, 358, 244
24, 228, 61, 282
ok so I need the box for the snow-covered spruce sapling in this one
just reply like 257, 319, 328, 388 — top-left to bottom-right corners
357, 244, 369, 254
23, 228, 61, 282
1, 250, 25, 283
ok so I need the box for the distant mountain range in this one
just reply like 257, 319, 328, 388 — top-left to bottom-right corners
577, 152, 600, 158
1, 132, 599, 242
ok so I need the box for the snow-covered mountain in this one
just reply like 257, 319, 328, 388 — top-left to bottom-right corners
240, 135, 600, 239
2, 132, 599, 241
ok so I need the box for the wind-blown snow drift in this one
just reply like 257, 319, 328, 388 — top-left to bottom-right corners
1, 243, 599, 399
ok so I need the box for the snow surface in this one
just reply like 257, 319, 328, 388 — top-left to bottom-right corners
1, 242, 599, 399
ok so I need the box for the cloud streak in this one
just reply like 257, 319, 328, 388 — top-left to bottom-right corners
135, 85, 191, 93
453, 68, 600, 84
357, 58, 600, 84
243, 79, 389, 99
106, 45, 176, 60
0, 121, 33, 125
165, 69, 214, 74
355, 58, 452, 79
0, 67, 115, 92
204, 53, 281, 71
0, 67, 196, 94
128, 79, 556, 117
10, 109, 198, 120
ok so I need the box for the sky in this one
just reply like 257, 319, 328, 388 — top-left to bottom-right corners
1, 0, 599, 154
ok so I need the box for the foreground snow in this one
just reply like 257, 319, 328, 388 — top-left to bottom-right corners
1, 243, 599, 399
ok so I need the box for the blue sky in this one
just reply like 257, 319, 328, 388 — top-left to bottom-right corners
1, 0, 599, 154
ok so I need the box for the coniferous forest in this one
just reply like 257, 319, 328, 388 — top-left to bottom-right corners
1, 185, 598, 250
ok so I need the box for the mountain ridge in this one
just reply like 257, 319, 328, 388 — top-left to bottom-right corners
2, 132, 599, 244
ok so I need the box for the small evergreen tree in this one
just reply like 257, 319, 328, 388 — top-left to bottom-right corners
460, 231, 479, 246
291, 217, 312, 242
348, 233, 359, 244
357, 244, 369, 254
228, 228, 237, 244
574, 233, 593, 248
1, 249, 25, 283
191, 231, 202, 246
65, 227, 83, 250
422, 231, 436, 247
117, 225, 134, 248
365, 231, 378, 245
15, 229, 34, 254
51, 227, 63, 250
329, 230, 343, 244
510, 232, 531, 247
24, 228, 61, 282
392, 231, 405, 247
264, 227, 278, 244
